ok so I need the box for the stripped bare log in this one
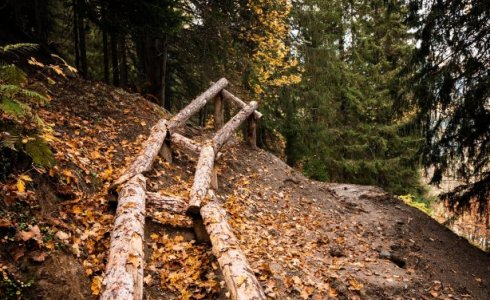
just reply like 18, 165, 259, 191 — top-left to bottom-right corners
169, 78, 228, 130
187, 144, 215, 215
247, 116, 257, 149
102, 175, 146, 300
214, 93, 224, 130
170, 133, 201, 155
112, 120, 167, 188
221, 89, 262, 119
146, 192, 187, 215
212, 101, 258, 153
201, 193, 266, 300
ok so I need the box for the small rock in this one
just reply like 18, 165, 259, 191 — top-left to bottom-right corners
329, 246, 345, 257
379, 250, 391, 259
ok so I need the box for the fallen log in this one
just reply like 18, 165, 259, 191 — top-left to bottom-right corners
102, 175, 146, 300
169, 78, 228, 130
221, 89, 262, 119
146, 192, 187, 215
201, 193, 266, 300
112, 120, 167, 188
212, 101, 258, 152
187, 144, 215, 215
170, 133, 201, 156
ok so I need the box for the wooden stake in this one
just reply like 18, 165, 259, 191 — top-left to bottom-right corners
187, 144, 215, 215
112, 120, 167, 188
211, 167, 219, 190
169, 78, 228, 130
212, 101, 258, 153
102, 175, 146, 300
159, 140, 173, 163
201, 192, 266, 300
247, 116, 257, 149
214, 93, 224, 130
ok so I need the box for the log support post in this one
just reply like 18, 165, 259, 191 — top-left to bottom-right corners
102, 175, 146, 300
159, 140, 173, 163
214, 93, 224, 130
187, 144, 215, 215
211, 167, 219, 190
247, 116, 257, 149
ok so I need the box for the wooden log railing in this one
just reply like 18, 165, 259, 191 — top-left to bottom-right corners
102, 78, 265, 300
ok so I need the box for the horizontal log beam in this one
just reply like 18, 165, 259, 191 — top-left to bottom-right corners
201, 192, 266, 300
170, 133, 201, 156
146, 192, 187, 215
212, 101, 258, 153
102, 175, 146, 300
221, 89, 262, 119
112, 120, 168, 188
169, 78, 228, 130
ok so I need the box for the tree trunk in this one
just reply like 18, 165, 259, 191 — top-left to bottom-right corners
169, 78, 228, 130
72, 0, 80, 71
220, 88, 262, 119
201, 194, 266, 300
112, 119, 167, 188
212, 101, 258, 152
160, 36, 168, 107
102, 29, 110, 84
187, 144, 215, 215
101, 175, 146, 300
111, 31, 120, 86
146, 192, 187, 215
118, 34, 128, 87
77, 0, 88, 78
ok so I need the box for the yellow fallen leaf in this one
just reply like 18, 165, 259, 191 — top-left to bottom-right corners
17, 178, 26, 193
91, 276, 102, 295
236, 275, 247, 286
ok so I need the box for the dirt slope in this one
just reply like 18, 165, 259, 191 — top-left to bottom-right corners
1, 75, 489, 299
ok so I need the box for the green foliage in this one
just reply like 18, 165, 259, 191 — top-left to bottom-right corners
0, 45, 55, 173
0, 268, 33, 300
25, 137, 56, 167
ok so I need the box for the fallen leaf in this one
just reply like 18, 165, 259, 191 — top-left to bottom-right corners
91, 276, 102, 295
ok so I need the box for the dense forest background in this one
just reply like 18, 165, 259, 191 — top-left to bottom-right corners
0, 0, 488, 211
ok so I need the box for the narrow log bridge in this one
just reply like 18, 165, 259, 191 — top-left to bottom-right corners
102, 78, 265, 300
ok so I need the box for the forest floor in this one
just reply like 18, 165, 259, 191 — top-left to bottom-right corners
0, 69, 489, 299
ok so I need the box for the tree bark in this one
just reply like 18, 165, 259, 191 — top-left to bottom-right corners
112, 119, 167, 188
212, 101, 258, 153
101, 175, 146, 300
220, 89, 262, 119
77, 0, 88, 78
214, 93, 224, 130
169, 78, 228, 130
146, 192, 187, 215
72, 0, 80, 71
201, 194, 266, 300
118, 34, 128, 87
160, 36, 168, 107
187, 144, 215, 215
111, 31, 120, 86
171, 133, 202, 156
102, 29, 110, 84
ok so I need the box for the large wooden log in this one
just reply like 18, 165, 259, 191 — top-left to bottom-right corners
112, 120, 167, 188
146, 192, 187, 215
187, 144, 215, 215
201, 193, 266, 300
169, 78, 228, 130
212, 101, 258, 153
221, 89, 262, 119
102, 175, 146, 300
170, 133, 202, 156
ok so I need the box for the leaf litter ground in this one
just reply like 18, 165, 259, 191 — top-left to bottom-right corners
1, 73, 489, 299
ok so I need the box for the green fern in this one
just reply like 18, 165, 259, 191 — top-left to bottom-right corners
0, 64, 28, 85
0, 43, 39, 60
0, 84, 48, 105
0, 97, 31, 119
